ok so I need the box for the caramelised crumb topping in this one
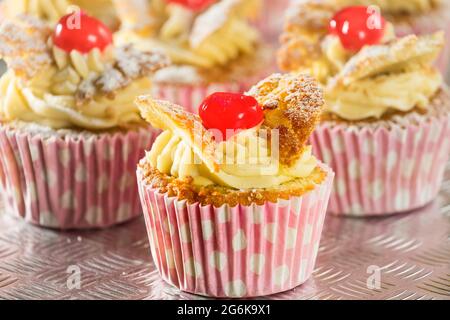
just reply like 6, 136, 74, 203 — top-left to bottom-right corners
0, 15, 52, 78
76, 45, 169, 104
247, 73, 324, 166
278, 1, 334, 72
0, 15, 170, 105
284, 0, 334, 32
139, 159, 327, 208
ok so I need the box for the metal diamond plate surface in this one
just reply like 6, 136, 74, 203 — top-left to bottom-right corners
0, 162, 448, 300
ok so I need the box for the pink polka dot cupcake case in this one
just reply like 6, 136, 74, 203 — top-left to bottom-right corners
135, 73, 334, 297
0, 13, 169, 229
278, 2, 450, 216
311, 111, 450, 216
138, 169, 333, 297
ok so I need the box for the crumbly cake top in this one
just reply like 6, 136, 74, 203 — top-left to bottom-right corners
139, 161, 327, 207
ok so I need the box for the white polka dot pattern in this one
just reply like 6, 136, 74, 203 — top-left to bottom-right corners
138, 165, 335, 298
210, 252, 227, 271
225, 280, 247, 298
274, 265, 290, 286
201, 220, 214, 241
232, 230, 247, 251
250, 254, 265, 275
310, 116, 450, 216
0, 126, 159, 229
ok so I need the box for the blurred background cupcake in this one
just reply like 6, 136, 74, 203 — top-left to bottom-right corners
0, 12, 169, 229
278, 4, 450, 216
281, 0, 450, 79
136, 73, 334, 297
113, 0, 276, 113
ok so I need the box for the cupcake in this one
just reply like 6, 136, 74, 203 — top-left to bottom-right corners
136, 73, 334, 298
0, 0, 120, 30
279, 5, 450, 216
113, 0, 275, 114
0, 13, 169, 229
280, 0, 450, 76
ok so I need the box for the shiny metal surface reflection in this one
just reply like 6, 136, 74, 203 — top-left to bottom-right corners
0, 163, 449, 300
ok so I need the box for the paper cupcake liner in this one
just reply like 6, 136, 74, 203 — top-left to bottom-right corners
0, 125, 159, 229
137, 164, 334, 298
394, 14, 450, 76
152, 81, 256, 114
310, 114, 450, 216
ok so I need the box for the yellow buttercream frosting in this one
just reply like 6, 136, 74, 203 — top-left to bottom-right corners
114, 0, 261, 69
2, 0, 70, 23
0, 27, 166, 130
0, 67, 150, 130
302, 23, 396, 84
147, 129, 317, 189
325, 32, 444, 121
280, 6, 444, 122
326, 68, 442, 120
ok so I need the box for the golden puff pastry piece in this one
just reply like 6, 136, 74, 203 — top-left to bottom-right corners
136, 96, 220, 173
137, 73, 324, 170
330, 32, 445, 88
0, 15, 53, 79
247, 73, 325, 167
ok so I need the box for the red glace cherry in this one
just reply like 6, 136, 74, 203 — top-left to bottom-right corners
53, 12, 113, 53
199, 92, 264, 140
329, 6, 386, 52
165, 0, 215, 11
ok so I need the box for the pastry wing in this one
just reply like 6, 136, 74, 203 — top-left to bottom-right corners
136, 96, 220, 172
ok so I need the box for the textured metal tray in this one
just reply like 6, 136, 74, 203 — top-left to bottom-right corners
0, 162, 448, 300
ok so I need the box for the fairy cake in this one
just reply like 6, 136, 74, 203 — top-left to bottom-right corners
0, 13, 169, 228
279, 3, 450, 215
136, 72, 334, 297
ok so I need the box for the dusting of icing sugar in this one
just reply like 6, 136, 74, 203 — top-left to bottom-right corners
116, 45, 170, 78
153, 65, 204, 84
74, 45, 169, 103
331, 32, 445, 87
0, 15, 52, 78
0, 15, 170, 104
